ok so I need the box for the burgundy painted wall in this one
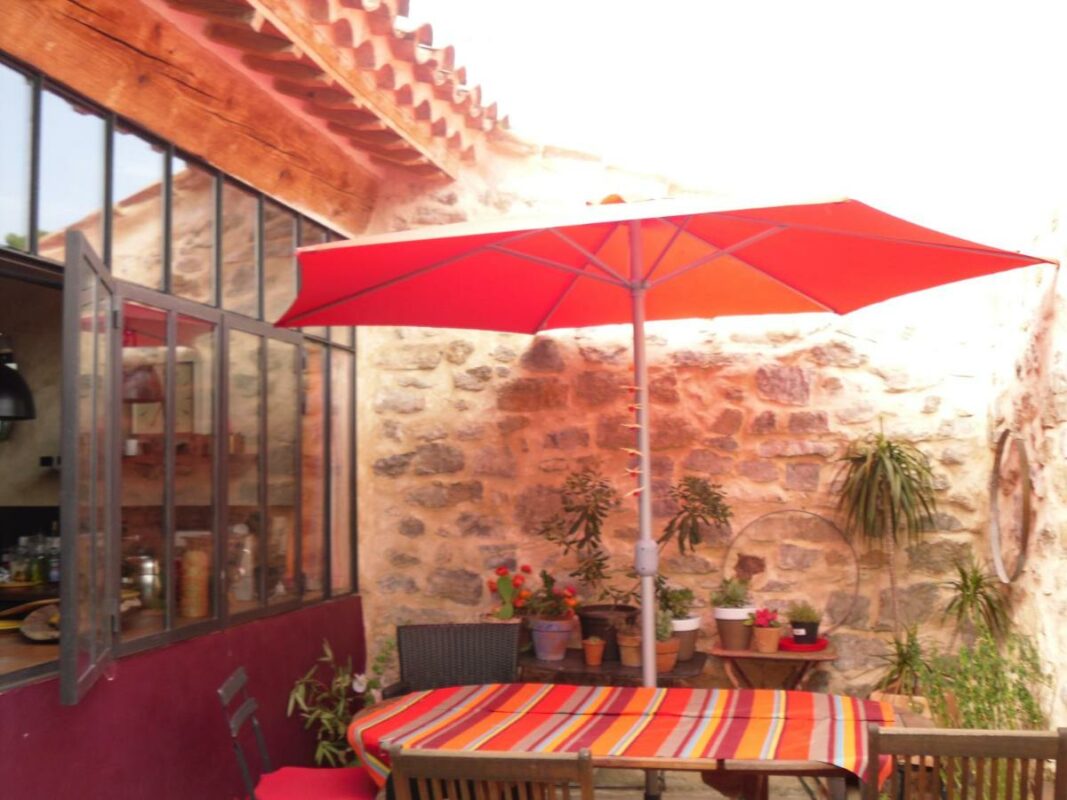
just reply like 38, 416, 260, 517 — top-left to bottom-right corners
0, 595, 365, 800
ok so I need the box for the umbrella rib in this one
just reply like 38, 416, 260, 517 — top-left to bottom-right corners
642, 215, 693, 283
486, 244, 629, 288
545, 227, 629, 284
648, 226, 787, 289
532, 224, 626, 331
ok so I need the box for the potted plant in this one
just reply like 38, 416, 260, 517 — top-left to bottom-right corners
655, 609, 681, 673
746, 608, 782, 654
539, 467, 637, 661
712, 576, 755, 651
785, 600, 822, 645
835, 430, 936, 635
525, 570, 579, 661
616, 623, 642, 668
582, 635, 606, 666
659, 583, 700, 661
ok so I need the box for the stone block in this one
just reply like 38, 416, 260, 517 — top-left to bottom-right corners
807, 341, 865, 368
649, 373, 680, 403
750, 411, 777, 434
372, 452, 415, 477
426, 568, 483, 606
757, 440, 836, 458
382, 419, 402, 441
398, 516, 425, 537
734, 554, 766, 581
596, 414, 634, 449
575, 371, 621, 406
826, 590, 870, 629
405, 480, 483, 508
539, 458, 569, 472
445, 340, 475, 364
490, 345, 517, 363
877, 582, 940, 629
785, 463, 822, 492
454, 366, 492, 391
412, 443, 465, 475
456, 423, 486, 441
387, 549, 421, 568
396, 375, 434, 389
377, 575, 418, 594
788, 411, 829, 433
830, 634, 887, 671
498, 415, 530, 435
704, 436, 738, 451
514, 484, 563, 533
472, 446, 518, 478
670, 350, 733, 369
906, 539, 971, 574
835, 403, 876, 424
651, 415, 697, 450
479, 545, 517, 570
664, 554, 716, 574
755, 365, 810, 405
579, 342, 627, 364
374, 343, 442, 370
497, 377, 568, 411
544, 427, 590, 450
457, 513, 502, 537
779, 543, 820, 570
710, 408, 743, 435
374, 389, 426, 415
682, 449, 733, 475
739, 459, 778, 483
520, 337, 565, 372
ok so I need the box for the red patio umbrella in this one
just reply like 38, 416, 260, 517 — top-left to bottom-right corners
277, 196, 1049, 686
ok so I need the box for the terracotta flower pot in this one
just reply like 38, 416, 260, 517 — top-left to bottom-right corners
751, 626, 782, 654
616, 630, 642, 668
528, 617, 573, 661
671, 615, 701, 661
715, 606, 755, 651
582, 638, 606, 666
576, 604, 639, 662
655, 636, 681, 673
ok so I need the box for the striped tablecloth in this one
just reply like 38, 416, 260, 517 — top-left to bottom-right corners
349, 683, 895, 787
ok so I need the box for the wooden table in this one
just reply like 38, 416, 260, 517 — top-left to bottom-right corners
709, 643, 837, 690
349, 683, 899, 800
518, 649, 707, 687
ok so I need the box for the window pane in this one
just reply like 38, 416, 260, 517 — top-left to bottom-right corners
329, 348, 352, 593
112, 128, 164, 289
38, 91, 105, 264
299, 219, 328, 337
119, 301, 168, 641
263, 201, 296, 323
266, 340, 298, 604
227, 329, 262, 613
301, 341, 325, 601
0, 63, 32, 252
175, 314, 216, 626
221, 182, 258, 317
171, 157, 216, 304
329, 327, 353, 346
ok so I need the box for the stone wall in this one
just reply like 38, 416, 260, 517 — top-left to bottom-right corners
356, 263, 1052, 694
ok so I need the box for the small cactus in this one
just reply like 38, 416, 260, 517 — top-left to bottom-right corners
655, 609, 674, 642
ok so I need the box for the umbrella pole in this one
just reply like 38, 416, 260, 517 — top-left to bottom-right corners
629, 222, 658, 690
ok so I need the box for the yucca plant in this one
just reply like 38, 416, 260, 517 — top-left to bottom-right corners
943, 556, 1009, 647
876, 626, 926, 696
836, 431, 936, 634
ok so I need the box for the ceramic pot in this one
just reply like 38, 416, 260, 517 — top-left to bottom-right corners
789, 620, 820, 645
528, 617, 573, 661
655, 636, 681, 673
714, 606, 755, 651
751, 625, 782, 654
670, 615, 701, 661
576, 604, 639, 661
617, 630, 642, 667
582, 638, 606, 666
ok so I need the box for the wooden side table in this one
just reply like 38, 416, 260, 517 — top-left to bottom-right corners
709, 643, 837, 690
518, 649, 708, 687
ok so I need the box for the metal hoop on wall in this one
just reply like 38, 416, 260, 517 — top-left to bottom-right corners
989, 429, 1032, 584
721, 509, 861, 636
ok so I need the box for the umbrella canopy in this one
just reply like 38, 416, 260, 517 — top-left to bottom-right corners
278, 196, 1050, 686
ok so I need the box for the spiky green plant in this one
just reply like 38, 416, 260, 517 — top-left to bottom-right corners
943, 556, 1010, 646
659, 476, 732, 554
876, 627, 926, 696
836, 431, 936, 633
655, 608, 674, 642
711, 576, 751, 609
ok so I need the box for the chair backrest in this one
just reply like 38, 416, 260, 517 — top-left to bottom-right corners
390, 747, 594, 800
865, 725, 1067, 800
218, 666, 272, 799
396, 622, 519, 691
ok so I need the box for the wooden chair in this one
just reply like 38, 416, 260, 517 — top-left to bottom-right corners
217, 666, 379, 800
382, 622, 520, 698
864, 725, 1067, 800
389, 747, 594, 800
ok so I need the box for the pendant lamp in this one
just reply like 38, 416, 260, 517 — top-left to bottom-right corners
0, 335, 35, 421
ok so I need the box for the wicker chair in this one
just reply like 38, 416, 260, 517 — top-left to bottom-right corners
389, 747, 594, 800
864, 725, 1067, 800
383, 622, 520, 698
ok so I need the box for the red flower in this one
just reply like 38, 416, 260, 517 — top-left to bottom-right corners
520, 564, 532, 573
487, 579, 498, 592
512, 574, 525, 587
563, 586, 577, 597
495, 565, 509, 577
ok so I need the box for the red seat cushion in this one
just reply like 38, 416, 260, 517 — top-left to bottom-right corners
255, 766, 379, 800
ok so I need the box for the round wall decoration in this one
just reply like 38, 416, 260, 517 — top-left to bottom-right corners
989, 429, 1032, 584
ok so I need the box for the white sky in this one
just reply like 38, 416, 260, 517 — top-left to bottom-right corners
410, 1, 1067, 254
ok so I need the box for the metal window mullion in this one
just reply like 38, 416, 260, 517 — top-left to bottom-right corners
86, 278, 99, 663
163, 145, 173, 294
213, 171, 223, 308
163, 309, 177, 631
293, 343, 303, 601
28, 73, 41, 255
218, 318, 230, 623
348, 344, 357, 593
258, 335, 268, 608
106, 288, 121, 650
209, 315, 223, 625
103, 114, 114, 267
256, 196, 264, 321
322, 343, 332, 599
